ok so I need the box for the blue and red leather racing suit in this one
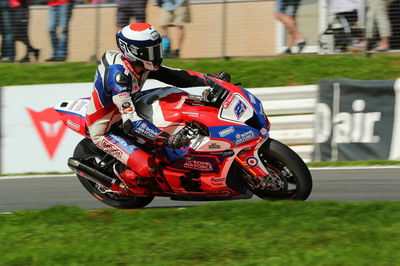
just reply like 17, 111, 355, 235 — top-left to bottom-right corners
86, 50, 207, 177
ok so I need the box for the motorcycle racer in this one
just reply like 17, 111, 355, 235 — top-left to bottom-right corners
86, 22, 219, 183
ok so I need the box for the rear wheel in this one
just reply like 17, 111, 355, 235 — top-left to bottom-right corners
246, 138, 312, 200
73, 138, 154, 209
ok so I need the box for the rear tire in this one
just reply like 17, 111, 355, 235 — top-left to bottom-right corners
248, 138, 312, 200
73, 138, 154, 209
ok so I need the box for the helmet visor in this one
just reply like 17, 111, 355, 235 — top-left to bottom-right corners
131, 43, 162, 63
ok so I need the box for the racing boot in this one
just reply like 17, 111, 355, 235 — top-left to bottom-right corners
114, 163, 155, 186
113, 163, 154, 196
126, 149, 160, 184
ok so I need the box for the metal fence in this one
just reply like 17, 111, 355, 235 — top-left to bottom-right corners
0, 0, 400, 63
319, 0, 400, 54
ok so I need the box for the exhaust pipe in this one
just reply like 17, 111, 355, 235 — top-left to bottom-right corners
68, 157, 116, 185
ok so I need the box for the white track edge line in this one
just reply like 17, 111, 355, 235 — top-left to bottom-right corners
0, 174, 75, 180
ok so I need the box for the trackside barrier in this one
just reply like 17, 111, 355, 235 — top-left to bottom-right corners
248, 85, 317, 162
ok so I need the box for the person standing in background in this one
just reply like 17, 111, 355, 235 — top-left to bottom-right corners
275, 0, 307, 54
46, 0, 73, 62
157, 0, 190, 58
116, 0, 148, 31
349, 0, 393, 52
0, 0, 17, 62
15, 0, 40, 62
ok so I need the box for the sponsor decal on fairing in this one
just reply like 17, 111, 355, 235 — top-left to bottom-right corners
249, 94, 256, 104
183, 160, 213, 171
208, 143, 221, 149
68, 100, 87, 112
218, 126, 234, 137
246, 157, 258, 167
175, 95, 187, 109
182, 111, 200, 118
234, 130, 257, 145
194, 138, 231, 151
211, 177, 226, 183
66, 119, 80, 131
260, 128, 268, 136
222, 93, 235, 109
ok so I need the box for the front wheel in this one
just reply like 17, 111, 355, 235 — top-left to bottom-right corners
73, 138, 154, 209
248, 138, 312, 200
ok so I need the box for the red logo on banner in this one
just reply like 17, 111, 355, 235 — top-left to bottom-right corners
26, 107, 67, 159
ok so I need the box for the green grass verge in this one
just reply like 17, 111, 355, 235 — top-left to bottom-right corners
2, 55, 400, 87
1, 201, 400, 265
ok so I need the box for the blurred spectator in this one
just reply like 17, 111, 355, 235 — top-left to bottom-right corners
15, 0, 40, 62
388, 0, 400, 49
0, 0, 17, 62
325, 0, 364, 51
46, 0, 73, 62
116, 0, 148, 31
349, 0, 394, 51
275, 0, 307, 54
328, 0, 364, 24
157, 0, 190, 58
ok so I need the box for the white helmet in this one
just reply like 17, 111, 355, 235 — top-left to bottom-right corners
116, 23, 163, 71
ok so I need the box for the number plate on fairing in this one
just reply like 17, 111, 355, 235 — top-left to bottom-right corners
219, 93, 253, 124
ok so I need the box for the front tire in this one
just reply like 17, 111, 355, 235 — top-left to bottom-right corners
73, 138, 154, 209
248, 138, 312, 200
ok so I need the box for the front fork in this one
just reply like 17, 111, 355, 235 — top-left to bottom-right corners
234, 137, 284, 191
235, 137, 270, 178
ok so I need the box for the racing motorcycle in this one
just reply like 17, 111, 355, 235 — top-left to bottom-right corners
55, 76, 312, 209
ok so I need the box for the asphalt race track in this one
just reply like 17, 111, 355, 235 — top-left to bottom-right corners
1, 167, 399, 212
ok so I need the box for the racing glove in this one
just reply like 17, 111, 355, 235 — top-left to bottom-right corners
216, 71, 231, 82
155, 130, 191, 149
207, 72, 231, 82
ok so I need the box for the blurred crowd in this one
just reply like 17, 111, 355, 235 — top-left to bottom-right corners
0, 0, 400, 63
0, 0, 192, 62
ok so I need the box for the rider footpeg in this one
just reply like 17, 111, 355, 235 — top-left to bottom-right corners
180, 171, 202, 192
183, 170, 200, 180
136, 176, 155, 186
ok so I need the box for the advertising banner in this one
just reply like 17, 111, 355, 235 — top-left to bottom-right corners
313, 78, 400, 161
0, 80, 169, 174
1, 83, 91, 174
